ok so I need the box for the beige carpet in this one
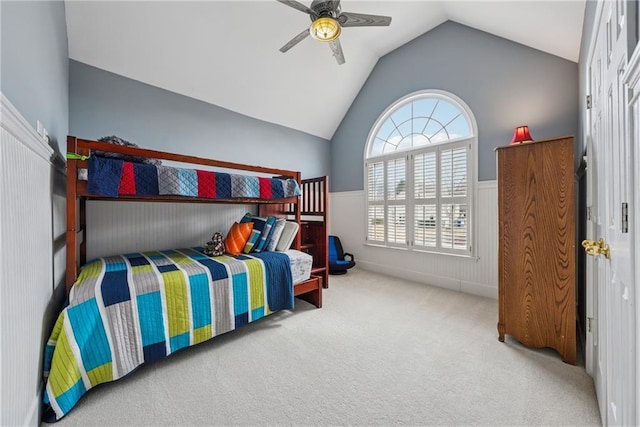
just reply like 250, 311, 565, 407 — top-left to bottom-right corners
45, 268, 601, 426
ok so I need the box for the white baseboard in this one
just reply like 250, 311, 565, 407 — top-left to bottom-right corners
461, 280, 498, 299
358, 260, 462, 293
24, 385, 42, 427
358, 260, 497, 299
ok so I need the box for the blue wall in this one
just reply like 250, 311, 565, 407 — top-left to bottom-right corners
0, 0, 68, 153
69, 61, 330, 180
330, 21, 579, 192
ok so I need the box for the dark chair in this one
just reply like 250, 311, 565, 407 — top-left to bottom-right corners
328, 235, 355, 275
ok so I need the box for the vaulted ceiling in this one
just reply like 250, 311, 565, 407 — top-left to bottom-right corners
65, 1, 586, 140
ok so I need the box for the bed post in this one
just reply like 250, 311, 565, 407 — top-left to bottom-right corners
66, 136, 90, 293
294, 171, 302, 250
79, 198, 86, 267
322, 175, 329, 289
66, 136, 78, 292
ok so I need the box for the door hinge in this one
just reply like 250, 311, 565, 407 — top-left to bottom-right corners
586, 95, 592, 109
587, 206, 592, 221
588, 317, 593, 333
622, 202, 629, 233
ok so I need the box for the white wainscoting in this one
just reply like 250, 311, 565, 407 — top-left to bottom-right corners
329, 181, 498, 299
0, 94, 58, 427
87, 201, 251, 260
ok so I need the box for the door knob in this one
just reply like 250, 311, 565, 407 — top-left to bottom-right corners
582, 238, 610, 259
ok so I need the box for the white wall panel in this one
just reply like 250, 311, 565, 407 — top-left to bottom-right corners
52, 187, 67, 289
329, 181, 498, 299
87, 201, 250, 260
0, 94, 56, 427
461, 181, 498, 297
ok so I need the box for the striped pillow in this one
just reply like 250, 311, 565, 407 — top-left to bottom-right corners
240, 213, 260, 253
240, 213, 277, 253
254, 216, 277, 252
225, 221, 253, 256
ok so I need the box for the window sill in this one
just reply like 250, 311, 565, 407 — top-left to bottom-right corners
363, 242, 479, 260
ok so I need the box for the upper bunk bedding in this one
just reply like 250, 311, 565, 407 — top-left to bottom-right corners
85, 155, 301, 200
43, 248, 298, 421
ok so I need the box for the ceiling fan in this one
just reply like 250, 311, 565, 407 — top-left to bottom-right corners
277, 0, 392, 65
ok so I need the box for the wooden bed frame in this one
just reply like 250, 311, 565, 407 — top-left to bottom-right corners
65, 136, 322, 308
259, 175, 329, 291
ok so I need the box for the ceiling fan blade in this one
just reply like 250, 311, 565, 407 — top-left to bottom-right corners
338, 12, 392, 27
277, 0, 317, 19
328, 39, 345, 65
280, 28, 311, 53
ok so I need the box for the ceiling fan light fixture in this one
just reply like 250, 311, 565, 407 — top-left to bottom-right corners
310, 16, 341, 42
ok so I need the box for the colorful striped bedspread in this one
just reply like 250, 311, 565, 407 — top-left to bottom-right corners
86, 156, 301, 199
43, 248, 294, 421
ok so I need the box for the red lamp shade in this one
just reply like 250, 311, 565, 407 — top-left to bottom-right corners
510, 126, 533, 144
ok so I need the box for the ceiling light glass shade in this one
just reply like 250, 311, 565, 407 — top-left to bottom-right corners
510, 125, 533, 144
310, 17, 341, 42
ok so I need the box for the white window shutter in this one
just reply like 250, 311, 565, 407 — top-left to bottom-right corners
364, 90, 475, 256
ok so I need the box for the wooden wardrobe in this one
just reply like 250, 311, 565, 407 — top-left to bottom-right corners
496, 135, 576, 365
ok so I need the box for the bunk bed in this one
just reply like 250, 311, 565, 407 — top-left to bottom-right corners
43, 136, 327, 421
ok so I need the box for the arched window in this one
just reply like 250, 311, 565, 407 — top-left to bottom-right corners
364, 90, 477, 255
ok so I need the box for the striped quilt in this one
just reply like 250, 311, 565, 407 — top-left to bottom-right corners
87, 156, 301, 200
42, 248, 294, 421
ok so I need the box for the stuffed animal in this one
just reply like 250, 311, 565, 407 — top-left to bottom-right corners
203, 231, 225, 256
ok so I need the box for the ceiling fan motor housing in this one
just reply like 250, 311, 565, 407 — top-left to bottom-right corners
310, 0, 341, 19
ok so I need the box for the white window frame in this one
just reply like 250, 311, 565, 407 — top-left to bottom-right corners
363, 89, 478, 257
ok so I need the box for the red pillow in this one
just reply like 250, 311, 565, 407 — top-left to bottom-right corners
225, 222, 253, 256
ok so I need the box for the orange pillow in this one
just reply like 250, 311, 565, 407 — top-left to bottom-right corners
225, 221, 253, 256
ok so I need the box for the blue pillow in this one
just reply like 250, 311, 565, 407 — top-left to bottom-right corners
240, 213, 259, 253
241, 213, 276, 253
255, 216, 278, 252
265, 218, 286, 251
